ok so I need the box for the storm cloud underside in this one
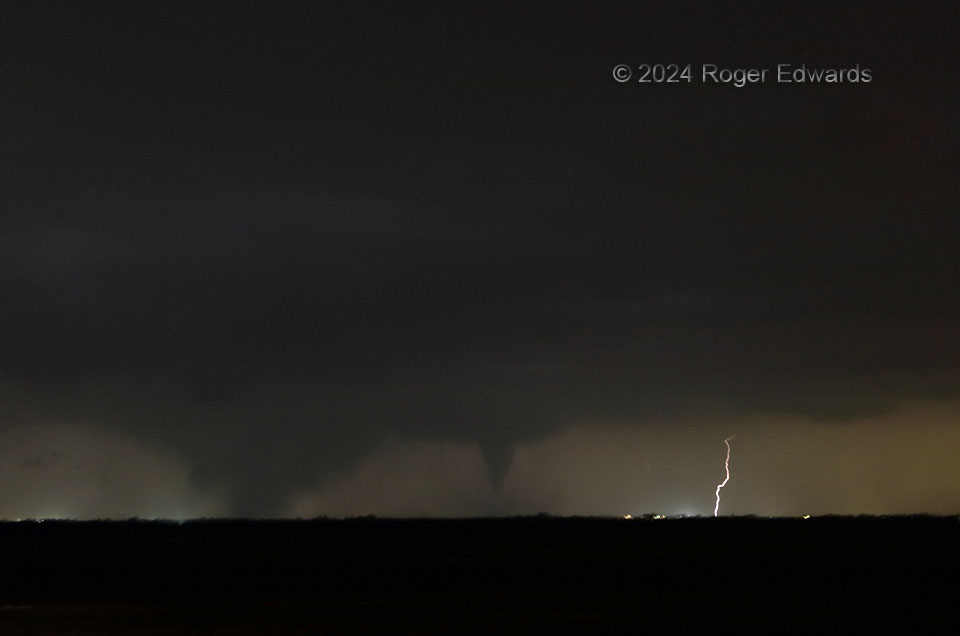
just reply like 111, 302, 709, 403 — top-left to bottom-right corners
1, 2, 957, 516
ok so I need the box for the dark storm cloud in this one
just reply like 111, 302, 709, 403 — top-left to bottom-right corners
1, 2, 957, 515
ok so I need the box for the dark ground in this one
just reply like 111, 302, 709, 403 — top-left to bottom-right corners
0, 516, 957, 634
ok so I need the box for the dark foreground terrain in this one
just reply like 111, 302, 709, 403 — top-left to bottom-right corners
0, 515, 957, 634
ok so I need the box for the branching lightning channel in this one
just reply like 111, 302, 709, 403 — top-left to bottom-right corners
713, 436, 735, 517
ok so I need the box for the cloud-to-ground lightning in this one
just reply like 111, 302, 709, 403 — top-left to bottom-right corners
713, 436, 735, 517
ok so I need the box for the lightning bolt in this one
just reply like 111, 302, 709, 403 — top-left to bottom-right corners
713, 436, 735, 517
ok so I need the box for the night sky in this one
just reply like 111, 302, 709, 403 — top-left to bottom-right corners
2, 2, 958, 519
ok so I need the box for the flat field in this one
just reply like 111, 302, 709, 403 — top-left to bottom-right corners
0, 516, 956, 633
